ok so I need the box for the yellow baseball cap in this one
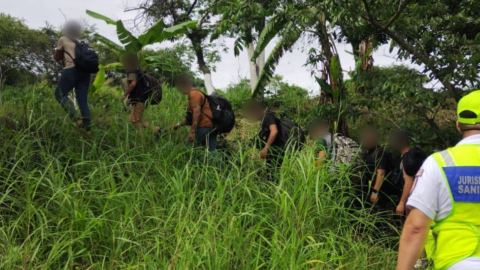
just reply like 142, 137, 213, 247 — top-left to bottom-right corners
458, 90, 480, 125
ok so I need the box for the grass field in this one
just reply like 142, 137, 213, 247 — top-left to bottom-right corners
0, 85, 398, 269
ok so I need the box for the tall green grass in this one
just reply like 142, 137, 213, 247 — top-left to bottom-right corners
0, 85, 398, 269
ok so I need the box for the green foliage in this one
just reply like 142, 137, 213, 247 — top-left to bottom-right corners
143, 45, 196, 87
0, 13, 60, 85
337, 0, 480, 97
88, 65, 106, 96
0, 84, 398, 269
218, 79, 252, 109
85, 10, 117, 25
346, 65, 460, 150
86, 10, 196, 54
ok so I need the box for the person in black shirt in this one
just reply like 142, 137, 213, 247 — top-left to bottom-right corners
388, 130, 427, 214
243, 101, 283, 176
360, 126, 395, 208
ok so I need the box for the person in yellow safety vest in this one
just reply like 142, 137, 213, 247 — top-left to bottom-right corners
397, 90, 480, 270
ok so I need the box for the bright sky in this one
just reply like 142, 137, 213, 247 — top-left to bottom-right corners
2, 0, 413, 92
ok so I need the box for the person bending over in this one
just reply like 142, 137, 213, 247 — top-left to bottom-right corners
171, 75, 217, 152
121, 53, 159, 134
243, 101, 284, 176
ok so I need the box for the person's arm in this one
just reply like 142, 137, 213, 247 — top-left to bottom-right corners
397, 208, 431, 270
54, 38, 64, 62
397, 169, 414, 214
54, 50, 64, 62
121, 80, 137, 101
370, 168, 385, 203
260, 124, 278, 159
316, 151, 327, 167
190, 105, 201, 133
186, 92, 203, 142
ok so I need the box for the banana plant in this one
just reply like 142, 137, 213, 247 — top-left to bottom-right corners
86, 10, 197, 94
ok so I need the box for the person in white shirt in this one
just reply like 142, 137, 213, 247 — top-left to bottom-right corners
397, 90, 480, 270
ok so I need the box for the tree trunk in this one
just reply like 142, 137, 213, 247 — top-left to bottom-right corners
247, 42, 266, 93
317, 13, 349, 136
350, 41, 361, 58
188, 33, 215, 94
247, 42, 259, 92
357, 38, 374, 94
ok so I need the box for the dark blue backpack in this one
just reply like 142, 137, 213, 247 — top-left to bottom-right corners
65, 39, 99, 73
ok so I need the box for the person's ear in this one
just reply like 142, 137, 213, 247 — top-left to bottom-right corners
456, 121, 462, 134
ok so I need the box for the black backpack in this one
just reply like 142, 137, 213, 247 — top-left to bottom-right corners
139, 71, 162, 105
202, 93, 235, 134
276, 119, 306, 149
65, 38, 99, 73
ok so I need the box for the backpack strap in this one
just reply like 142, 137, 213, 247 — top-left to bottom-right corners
198, 91, 214, 122
63, 38, 81, 61
64, 50, 74, 61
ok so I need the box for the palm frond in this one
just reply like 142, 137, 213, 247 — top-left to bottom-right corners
88, 65, 105, 96
157, 21, 197, 42
252, 14, 289, 61
94, 34, 124, 53
86, 10, 116, 25
252, 22, 301, 98
138, 20, 165, 46
116, 21, 142, 53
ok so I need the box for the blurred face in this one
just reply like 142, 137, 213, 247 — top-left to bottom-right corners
243, 106, 264, 122
175, 81, 192, 95
309, 124, 328, 139
388, 136, 402, 152
361, 129, 380, 150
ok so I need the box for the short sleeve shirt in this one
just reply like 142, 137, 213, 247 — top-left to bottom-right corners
187, 90, 213, 128
56, 37, 78, 69
125, 71, 144, 103
260, 112, 282, 147
407, 135, 480, 270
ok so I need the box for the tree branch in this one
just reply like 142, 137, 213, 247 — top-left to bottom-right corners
357, 0, 461, 100
186, 0, 198, 16
384, 0, 412, 29
361, 110, 402, 129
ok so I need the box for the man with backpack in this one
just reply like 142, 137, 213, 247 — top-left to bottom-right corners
243, 101, 305, 177
53, 20, 99, 133
388, 130, 427, 215
309, 119, 362, 168
171, 75, 217, 152
122, 53, 162, 135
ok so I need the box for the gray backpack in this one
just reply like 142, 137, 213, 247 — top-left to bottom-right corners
332, 133, 362, 166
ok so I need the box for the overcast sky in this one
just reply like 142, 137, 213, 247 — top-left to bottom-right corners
2, 0, 413, 92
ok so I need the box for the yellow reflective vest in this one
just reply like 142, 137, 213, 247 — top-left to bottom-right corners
432, 144, 480, 270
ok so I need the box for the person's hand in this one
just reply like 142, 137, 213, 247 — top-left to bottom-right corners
169, 123, 180, 131
187, 132, 196, 143
260, 147, 268, 160
396, 203, 405, 215
370, 193, 379, 203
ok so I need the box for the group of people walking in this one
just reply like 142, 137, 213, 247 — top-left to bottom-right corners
53, 21, 480, 270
